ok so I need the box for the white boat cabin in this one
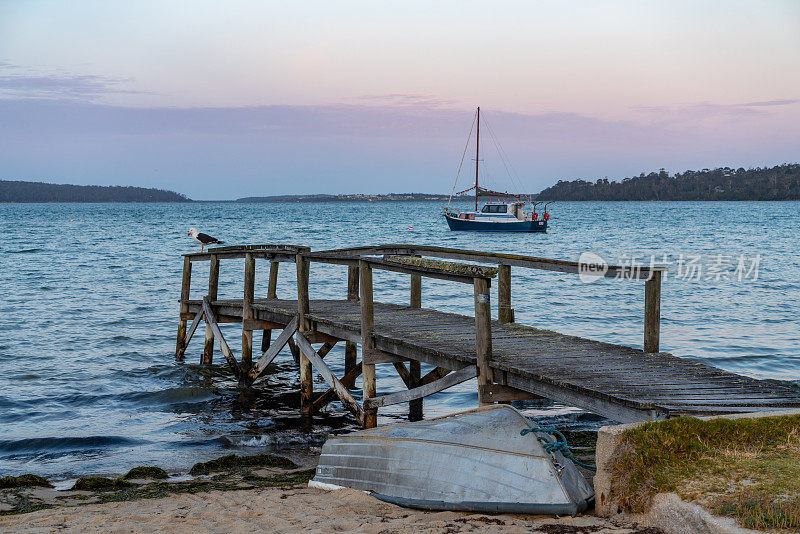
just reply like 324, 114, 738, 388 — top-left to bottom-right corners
456, 201, 531, 222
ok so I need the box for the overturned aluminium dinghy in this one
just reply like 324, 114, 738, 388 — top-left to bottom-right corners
310, 405, 594, 515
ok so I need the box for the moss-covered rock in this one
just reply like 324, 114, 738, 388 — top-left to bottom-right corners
123, 466, 169, 480
0, 474, 53, 489
71, 476, 134, 491
242, 468, 316, 487
189, 453, 296, 476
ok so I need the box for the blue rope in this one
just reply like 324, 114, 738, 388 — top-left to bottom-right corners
520, 426, 597, 471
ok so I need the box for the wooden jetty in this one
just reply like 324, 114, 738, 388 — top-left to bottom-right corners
175, 244, 800, 427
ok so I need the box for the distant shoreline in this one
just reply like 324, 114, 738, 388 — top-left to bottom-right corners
0, 180, 190, 203
4, 162, 799, 202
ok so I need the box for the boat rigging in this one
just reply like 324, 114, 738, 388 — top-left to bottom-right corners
443, 107, 550, 232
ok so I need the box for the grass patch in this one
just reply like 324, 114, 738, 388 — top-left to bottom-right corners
609, 414, 800, 530
0, 475, 53, 489
71, 477, 135, 491
123, 466, 169, 480
189, 453, 296, 475
712, 490, 800, 530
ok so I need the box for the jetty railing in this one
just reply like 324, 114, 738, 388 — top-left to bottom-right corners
310, 244, 666, 353
175, 244, 309, 372
175, 243, 667, 428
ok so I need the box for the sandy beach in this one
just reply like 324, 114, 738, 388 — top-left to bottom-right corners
0, 484, 664, 534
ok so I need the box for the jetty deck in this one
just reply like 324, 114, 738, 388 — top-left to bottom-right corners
175, 244, 800, 427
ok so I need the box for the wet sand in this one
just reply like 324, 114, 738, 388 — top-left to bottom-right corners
0, 485, 663, 534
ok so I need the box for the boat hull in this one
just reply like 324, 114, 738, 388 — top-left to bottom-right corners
444, 214, 548, 232
310, 405, 594, 515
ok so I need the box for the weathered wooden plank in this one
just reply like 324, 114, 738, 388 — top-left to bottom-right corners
407, 280, 422, 421
498, 264, 514, 324
312, 244, 666, 279
287, 336, 300, 365
262, 261, 279, 355
312, 362, 363, 413
243, 319, 286, 331
185, 293, 800, 420
474, 277, 493, 405
316, 340, 337, 359
644, 271, 661, 353
366, 257, 493, 285
392, 361, 412, 388
294, 331, 365, 424
409, 359, 423, 421
296, 253, 312, 414
241, 253, 256, 375
503, 372, 667, 423
249, 316, 298, 380
202, 297, 241, 379
364, 366, 478, 410
203, 254, 220, 364
360, 259, 377, 428
175, 256, 192, 357
176, 308, 204, 360
479, 384, 540, 402
421, 367, 451, 386
385, 255, 498, 280
365, 350, 408, 364
345, 265, 359, 374
267, 261, 279, 299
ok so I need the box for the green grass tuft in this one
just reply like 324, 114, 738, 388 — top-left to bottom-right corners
712, 490, 800, 530
609, 414, 800, 530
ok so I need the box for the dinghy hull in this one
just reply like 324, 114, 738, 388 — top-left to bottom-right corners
311, 405, 594, 515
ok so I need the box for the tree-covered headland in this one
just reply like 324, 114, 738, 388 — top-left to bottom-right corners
536, 164, 800, 201
0, 180, 191, 202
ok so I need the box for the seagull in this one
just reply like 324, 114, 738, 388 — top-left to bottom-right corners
188, 228, 224, 253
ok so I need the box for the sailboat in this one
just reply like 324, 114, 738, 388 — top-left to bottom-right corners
443, 107, 549, 232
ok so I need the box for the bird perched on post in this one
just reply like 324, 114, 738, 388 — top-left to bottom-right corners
188, 228, 224, 253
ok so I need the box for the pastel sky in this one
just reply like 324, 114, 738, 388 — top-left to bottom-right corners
1, 1, 798, 199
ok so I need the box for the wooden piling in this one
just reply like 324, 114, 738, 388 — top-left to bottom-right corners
202, 254, 219, 364
409, 272, 422, 420
261, 261, 279, 352
297, 253, 313, 414
359, 259, 377, 428
240, 253, 255, 377
410, 273, 421, 308
644, 270, 662, 353
498, 264, 514, 324
474, 277, 494, 405
268, 261, 279, 299
345, 265, 359, 375
175, 257, 192, 358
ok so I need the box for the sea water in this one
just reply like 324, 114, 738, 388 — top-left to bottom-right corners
1, 201, 798, 478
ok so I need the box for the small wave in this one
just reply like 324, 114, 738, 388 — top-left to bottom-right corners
118, 387, 218, 405
0, 435, 147, 454
224, 432, 328, 449
0, 397, 24, 409
7, 248, 43, 254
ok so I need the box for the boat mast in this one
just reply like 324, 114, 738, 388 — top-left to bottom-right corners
475, 106, 480, 212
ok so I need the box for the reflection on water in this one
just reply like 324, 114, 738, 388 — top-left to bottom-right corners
0, 201, 798, 477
